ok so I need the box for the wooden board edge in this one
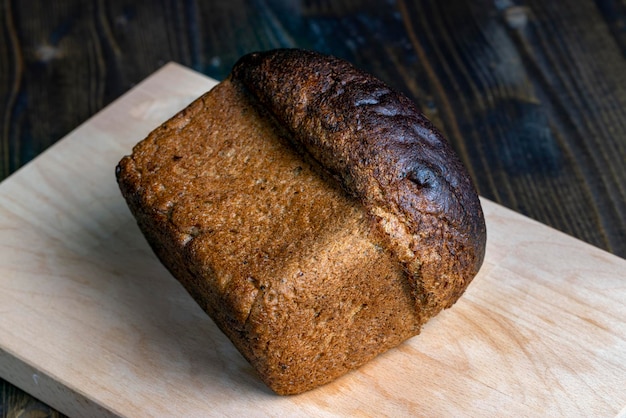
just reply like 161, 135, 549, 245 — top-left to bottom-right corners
0, 347, 119, 417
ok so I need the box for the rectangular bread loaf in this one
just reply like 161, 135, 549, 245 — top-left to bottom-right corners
117, 49, 486, 395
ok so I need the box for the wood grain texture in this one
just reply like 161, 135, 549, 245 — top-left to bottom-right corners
0, 62, 625, 418
1, 0, 625, 415
1, 0, 624, 257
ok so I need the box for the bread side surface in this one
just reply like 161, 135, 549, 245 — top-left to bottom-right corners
116, 79, 422, 394
231, 49, 487, 321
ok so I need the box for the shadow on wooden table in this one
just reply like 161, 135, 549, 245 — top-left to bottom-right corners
1, 378, 67, 418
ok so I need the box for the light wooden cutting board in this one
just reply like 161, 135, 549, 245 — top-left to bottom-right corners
1, 63, 625, 417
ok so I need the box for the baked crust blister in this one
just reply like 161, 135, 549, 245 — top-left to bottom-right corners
116, 49, 486, 395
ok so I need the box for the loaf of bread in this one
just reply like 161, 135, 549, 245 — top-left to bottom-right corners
116, 49, 486, 395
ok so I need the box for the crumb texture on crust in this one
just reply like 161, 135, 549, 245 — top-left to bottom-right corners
116, 79, 422, 395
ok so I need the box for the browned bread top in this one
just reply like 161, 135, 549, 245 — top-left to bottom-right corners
231, 49, 486, 319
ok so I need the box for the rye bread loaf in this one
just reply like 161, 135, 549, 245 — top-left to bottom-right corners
116, 49, 486, 395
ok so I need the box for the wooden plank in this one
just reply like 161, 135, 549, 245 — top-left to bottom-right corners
4, 0, 626, 260
390, 0, 626, 257
0, 63, 625, 417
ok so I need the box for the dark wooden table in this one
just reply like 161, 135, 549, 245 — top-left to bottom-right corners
1, 0, 625, 416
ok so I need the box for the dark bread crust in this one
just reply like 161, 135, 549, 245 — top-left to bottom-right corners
231, 49, 486, 319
